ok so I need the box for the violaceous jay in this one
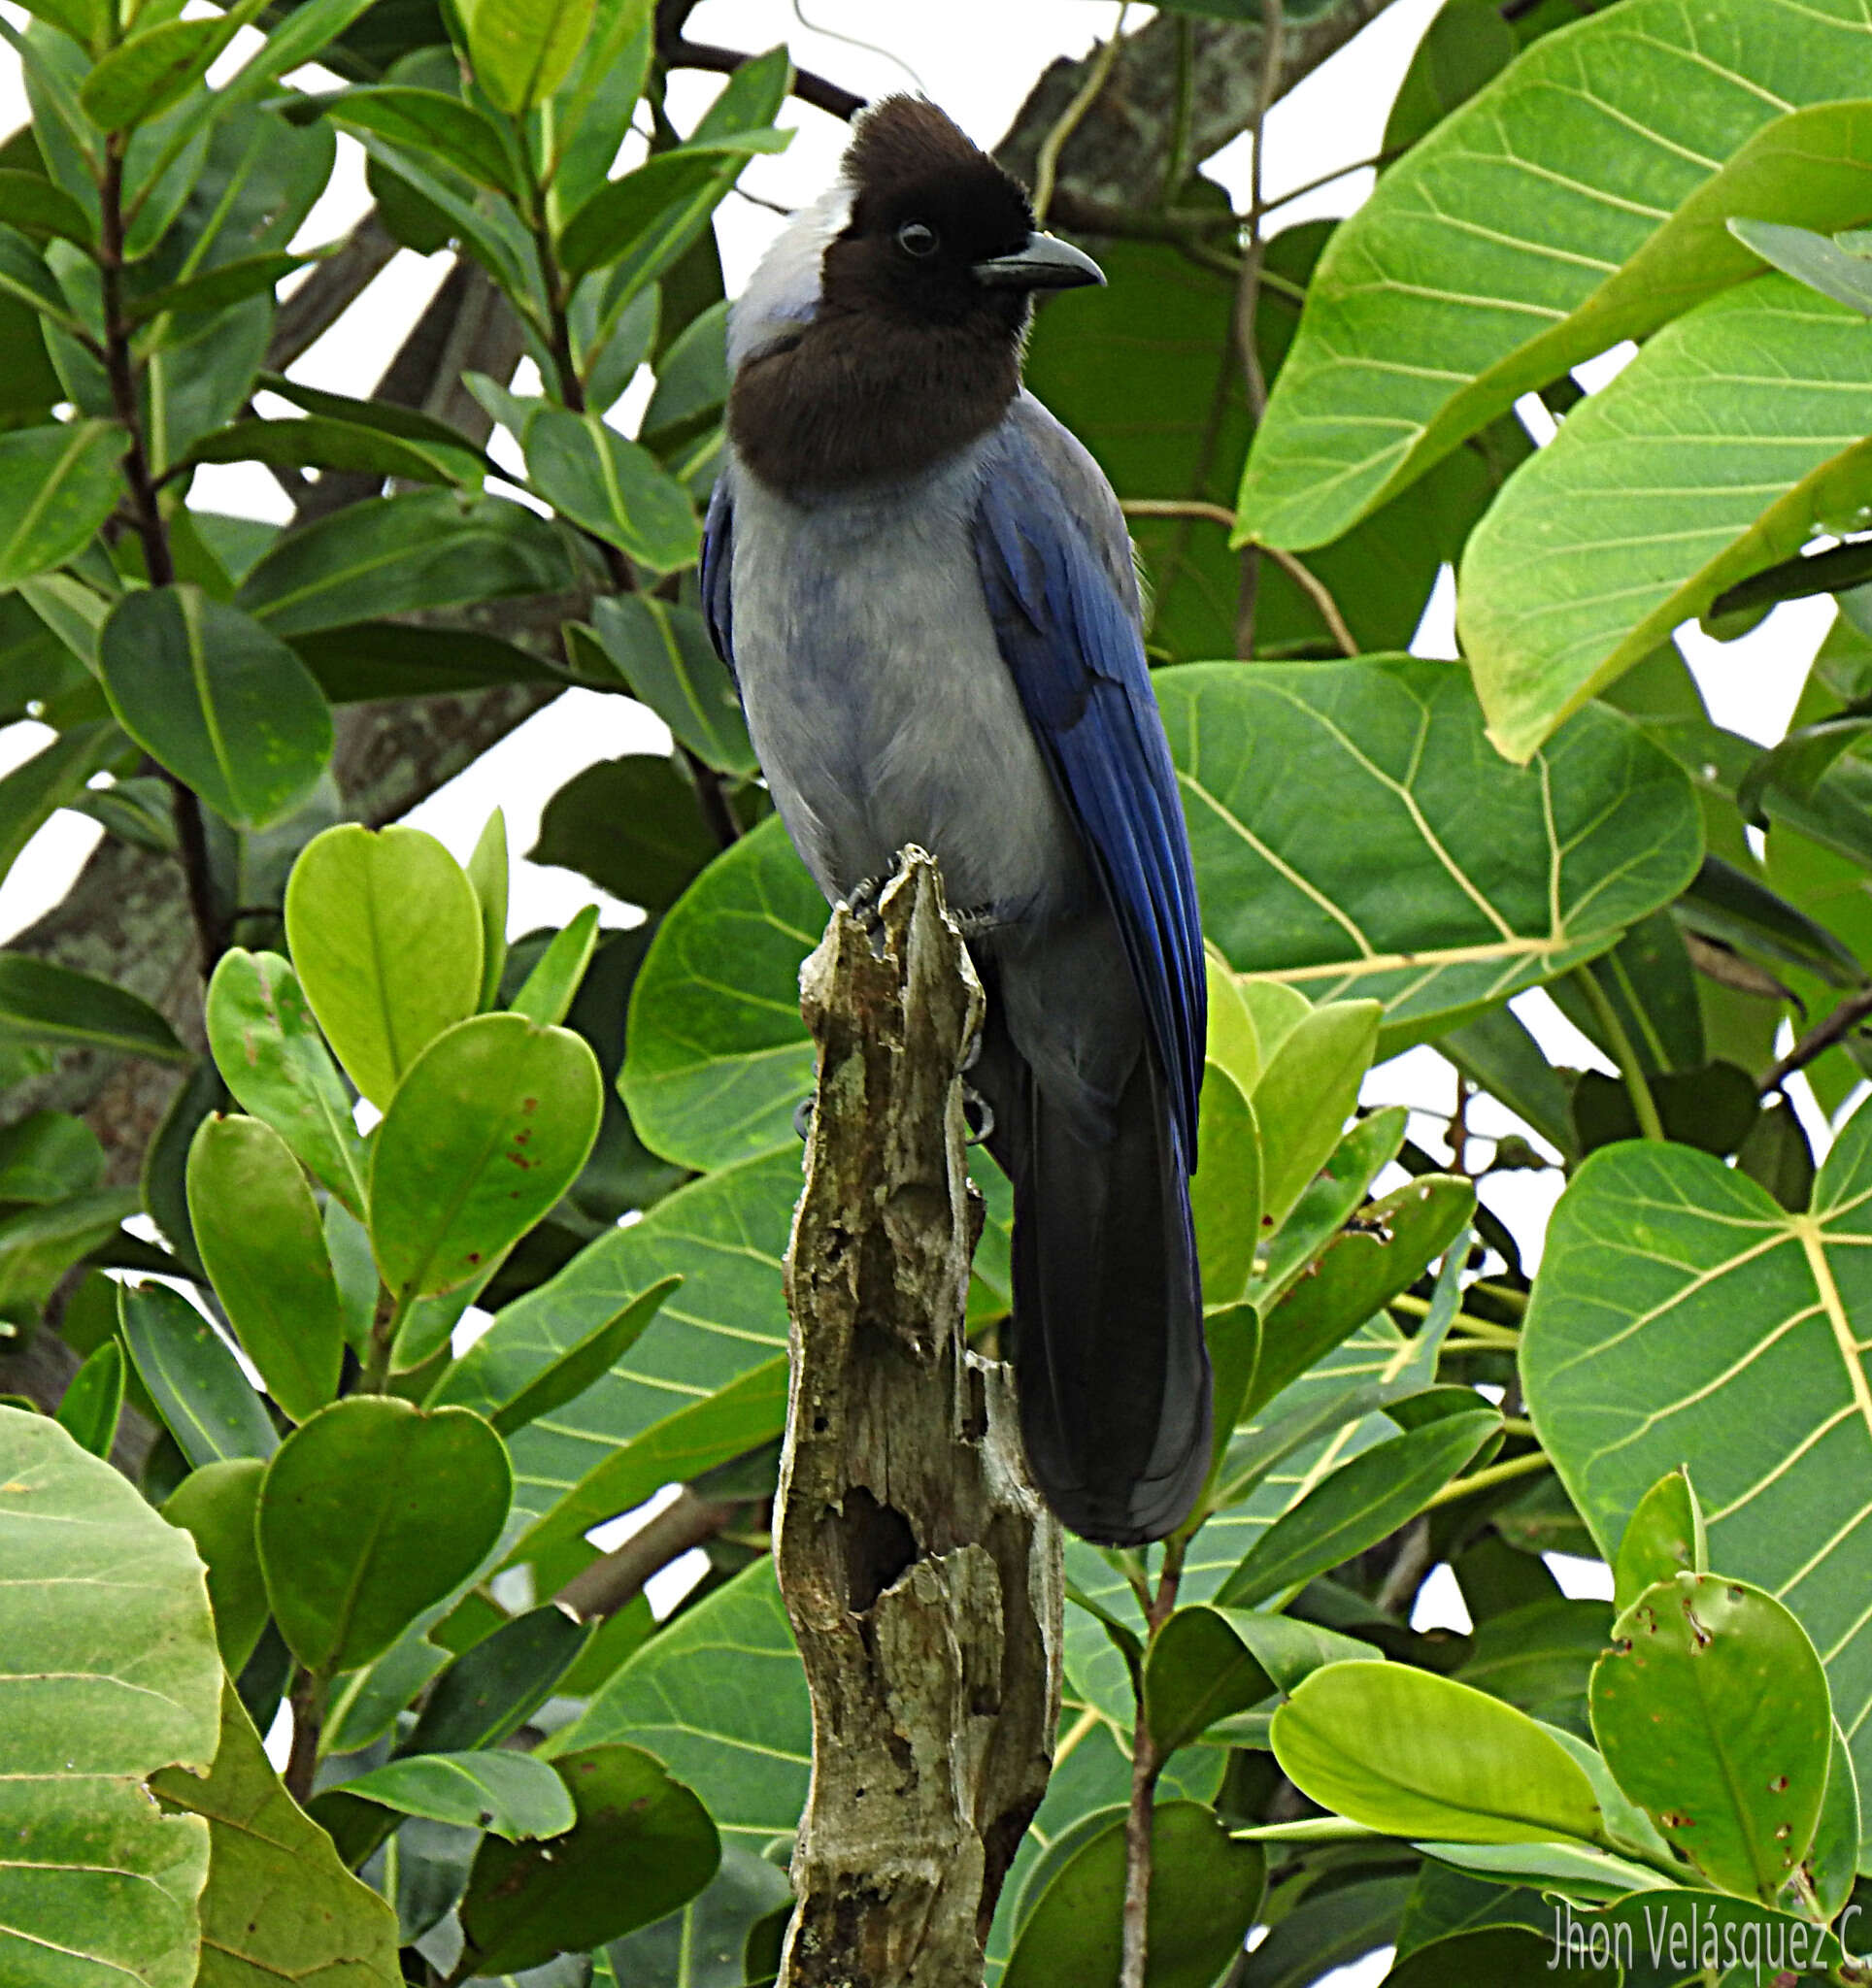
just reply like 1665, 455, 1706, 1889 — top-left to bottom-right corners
701, 95, 1212, 1545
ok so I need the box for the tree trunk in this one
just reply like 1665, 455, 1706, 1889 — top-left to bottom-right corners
775, 851, 1063, 1988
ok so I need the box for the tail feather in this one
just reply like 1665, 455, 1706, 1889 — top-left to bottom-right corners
1003, 1050, 1212, 1545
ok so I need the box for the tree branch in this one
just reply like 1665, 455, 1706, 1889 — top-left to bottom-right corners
553, 1488, 737, 1620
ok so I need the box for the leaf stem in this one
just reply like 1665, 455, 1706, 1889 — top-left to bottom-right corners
1032, 1, 1129, 227
1571, 968, 1666, 1142
1421, 1448, 1551, 1510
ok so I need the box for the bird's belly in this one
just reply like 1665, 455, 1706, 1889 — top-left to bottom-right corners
728, 467, 1083, 922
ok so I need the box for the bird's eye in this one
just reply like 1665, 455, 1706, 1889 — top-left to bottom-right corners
895, 220, 939, 258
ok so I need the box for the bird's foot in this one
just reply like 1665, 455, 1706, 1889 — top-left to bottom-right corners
845, 872, 889, 954
793, 1094, 815, 1143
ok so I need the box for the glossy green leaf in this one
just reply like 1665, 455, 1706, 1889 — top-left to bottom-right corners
54, 1335, 122, 1457
0, 1405, 219, 1988
1812, 1719, 1861, 1917
119, 1280, 278, 1469
163, 1458, 268, 1674
1252, 999, 1384, 1232
1731, 215, 1872, 315
457, 1744, 719, 1973
524, 408, 700, 573
530, 754, 719, 919
126, 252, 307, 326
79, 3, 261, 128
621, 814, 822, 1169
1237, 7, 1872, 550
0, 721, 123, 889
340, 1749, 576, 1839
0, 420, 124, 588
284, 823, 484, 1108
1158, 659, 1702, 1043
1454, 1598, 1612, 1725
557, 142, 779, 282
0, 168, 91, 245
587, 593, 756, 778
607, 1840, 792, 1988
255, 1397, 512, 1673
1272, 1661, 1606, 1844
477, 1277, 676, 1439
98, 587, 333, 832
1217, 1409, 1499, 1607
1002, 1802, 1263, 1988
467, 807, 510, 1011
1613, 1468, 1707, 1615
464, 0, 593, 113
204, 947, 368, 1215
334, 84, 518, 193
0, 951, 188, 1063
1591, 1573, 1830, 1899
149, 1681, 399, 1985
1382, 1925, 1616, 1987
186, 1113, 344, 1422
1188, 1063, 1260, 1306
1253, 1106, 1409, 1317
509, 906, 601, 1027
368, 1011, 603, 1303
1462, 277, 1872, 758
405, 1602, 593, 1755
184, 414, 482, 487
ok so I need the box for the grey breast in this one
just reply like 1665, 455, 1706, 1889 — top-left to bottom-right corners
723, 437, 1084, 926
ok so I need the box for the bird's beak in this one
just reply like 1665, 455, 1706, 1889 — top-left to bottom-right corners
972, 231, 1106, 291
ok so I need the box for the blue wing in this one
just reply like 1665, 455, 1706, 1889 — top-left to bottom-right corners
974, 397, 1206, 1166
699, 470, 735, 680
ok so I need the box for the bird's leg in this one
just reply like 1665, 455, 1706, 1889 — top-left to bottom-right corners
844, 869, 892, 952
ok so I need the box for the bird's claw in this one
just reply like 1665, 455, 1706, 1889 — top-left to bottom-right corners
845, 873, 888, 953
793, 1094, 815, 1143
962, 1083, 994, 1144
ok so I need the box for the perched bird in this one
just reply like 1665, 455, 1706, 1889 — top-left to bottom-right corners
703, 95, 1211, 1544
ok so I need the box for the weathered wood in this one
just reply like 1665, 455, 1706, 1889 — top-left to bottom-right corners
775, 849, 1063, 1988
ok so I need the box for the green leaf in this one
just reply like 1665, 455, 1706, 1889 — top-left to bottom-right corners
1250, 1003, 1381, 1235
119, 1279, 278, 1468
0, 420, 124, 589
1188, 1063, 1260, 1306
0, 167, 91, 245
1461, 277, 1872, 758
163, 1458, 268, 1674
1382, 1925, 1618, 1986
476, 1277, 676, 1439
183, 413, 483, 486
1144, 1608, 1276, 1756
621, 813, 823, 1169
1237, 2, 1872, 550
0, 720, 123, 889
463, 0, 595, 114
97, 587, 333, 832
284, 822, 485, 1109
1217, 1409, 1499, 1608
204, 947, 368, 1215
1158, 658, 1703, 1041
368, 1011, 603, 1304
1730, 215, 1872, 314
1002, 1802, 1263, 1988
1454, 1599, 1613, 1725
1812, 1719, 1862, 1917
235, 491, 573, 640
292, 619, 570, 703
128, 252, 311, 326
186, 1113, 344, 1423
0, 1109, 102, 1202
0, 951, 189, 1063
149, 1681, 400, 1985
54, 1335, 122, 1457
523, 407, 699, 573
334, 84, 519, 194
1254, 1105, 1407, 1316
79, 2, 262, 129
1521, 1115, 1872, 1813
405, 1601, 594, 1754
256, 1396, 512, 1674
468, 807, 511, 1011
530, 753, 719, 915
339, 1749, 577, 1839
1591, 1573, 1830, 1899
0, 1405, 220, 1988
0, 222, 81, 327
607, 1839, 792, 1988
557, 143, 777, 283
1612, 1468, 1707, 1615
1272, 1661, 1607, 1844
586, 594, 756, 778
457, 1744, 719, 1973
510, 905, 601, 1027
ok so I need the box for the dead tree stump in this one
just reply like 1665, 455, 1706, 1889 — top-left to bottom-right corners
774, 849, 1064, 1988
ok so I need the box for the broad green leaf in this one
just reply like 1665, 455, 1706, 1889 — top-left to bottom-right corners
54, 1336, 122, 1456
205, 948, 368, 1214
1813, 1719, 1862, 1918
1236, 6, 1872, 550
524, 408, 699, 572
338, 1749, 576, 1839
1158, 658, 1702, 1040
622, 813, 823, 1169
1002, 1803, 1263, 1988
284, 823, 484, 1108
368, 1011, 603, 1304
456, 1744, 719, 1974
1731, 215, 1872, 315
255, 1397, 512, 1673
463, 0, 594, 114
0, 223, 78, 327
98, 587, 333, 832
1231, 1875, 1412, 1988
587, 593, 755, 778
292, 619, 569, 705
510, 905, 601, 1027
0, 721, 123, 888
0, 420, 123, 588
149, 1681, 399, 1985
207, 0, 380, 111
184, 414, 483, 487
1253, 1105, 1408, 1316
1521, 1114, 1872, 1814
1250, 999, 1380, 1232
1188, 1063, 1260, 1306
557, 142, 781, 282
476, 1277, 676, 1439
554, 1558, 809, 1843
530, 755, 719, 917
1273, 1662, 1606, 1845
1382, 1926, 1617, 1986
1217, 1409, 1499, 1607
236, 491, 574, 640
1612, 1468, 1706, 1614
334, 85, 519, 193
79, 2, 263, 128
1454, 1600, 1613, 1723
1591, 1574, 1830, 1900
257, 372, 496, 459
163, 1459, 268, 1674
405, 1602, 594, 1754
1144, 1606, 1368, 1756
186, 1113, 344, 1422
0, 168, 91, 245
546, 0, 652, 215
1461, 277, 1872, 758
0, 952, 188, 1063
0, 1406, 219, 1988
607, 1840, 792, 1988
119, 1280, 278, 1468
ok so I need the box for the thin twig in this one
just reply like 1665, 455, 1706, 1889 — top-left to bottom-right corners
1761, 983, 1872, 1096
1571, 967, 1665, 1142
1232, 0, 1285, 660
666, 37, 864, 121
283, 1668, 325, 1806
554, 1489, 737, 1620
1260, 544, 1356, 655
1122, 498, 1236, 529
1032, 3, 1130, 227
1119, 1544, 1183, 1988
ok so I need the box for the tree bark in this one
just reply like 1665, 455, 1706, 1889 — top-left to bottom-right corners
774, 852, 1063, 1988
